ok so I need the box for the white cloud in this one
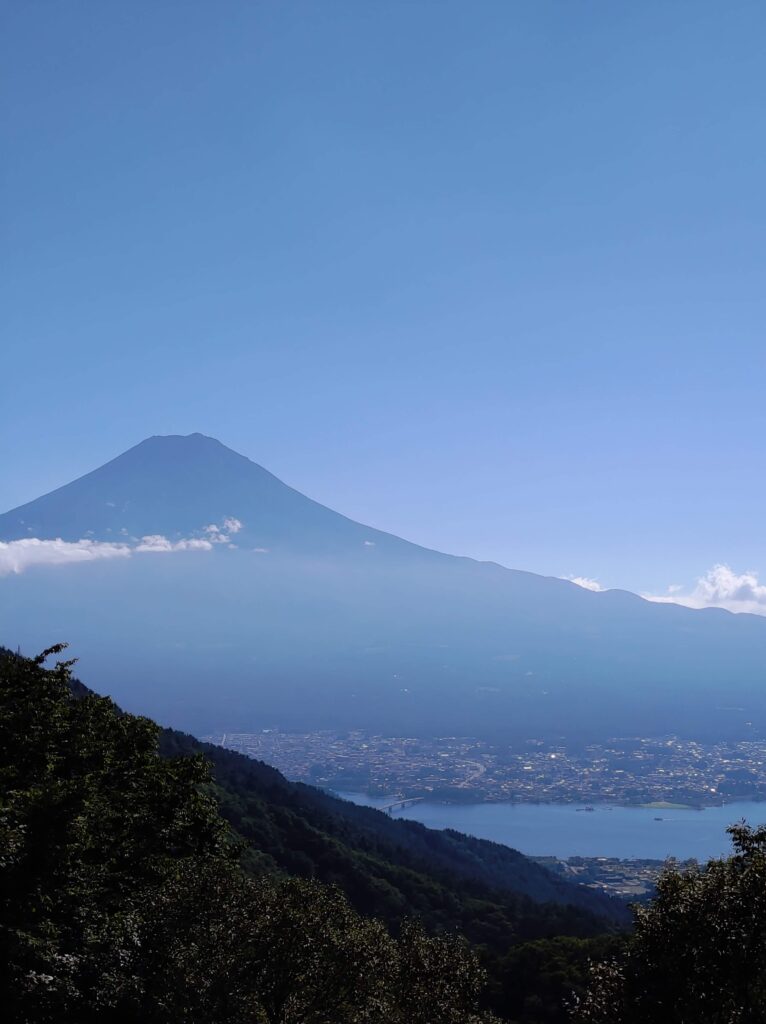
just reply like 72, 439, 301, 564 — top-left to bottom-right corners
644, 564, 766, 616
0, 538, 132, 576
566, 575, 605, 592
135, 535, 213, 553
0, 527, 218, 575
363, 540, 376, 547
204, 517, 244, 544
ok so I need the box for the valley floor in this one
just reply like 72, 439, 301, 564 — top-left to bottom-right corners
204, 729, 766, 808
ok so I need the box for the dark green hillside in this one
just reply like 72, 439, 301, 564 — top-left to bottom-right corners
3, 647, 629, 1021
0, 646, 501, 1023
159, 724, 629, 1022
159, 727, 628, 949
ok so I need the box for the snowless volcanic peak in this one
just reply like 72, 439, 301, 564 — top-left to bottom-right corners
0, 434, 436, 558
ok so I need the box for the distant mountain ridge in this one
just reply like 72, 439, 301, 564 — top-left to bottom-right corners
2, 434, 766, 743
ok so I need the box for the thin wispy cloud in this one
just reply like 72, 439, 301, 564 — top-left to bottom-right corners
644, 564, 766, 616
565, 575, 605, 592
135, 535, 212, 553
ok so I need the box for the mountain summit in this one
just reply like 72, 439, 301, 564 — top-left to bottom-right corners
0, 433, 431, 558
2, 435, 766, 742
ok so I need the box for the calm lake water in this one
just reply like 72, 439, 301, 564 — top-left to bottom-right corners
336, 793, 766, 861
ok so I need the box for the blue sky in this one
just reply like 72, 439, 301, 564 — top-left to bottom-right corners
3, 1, 765, 599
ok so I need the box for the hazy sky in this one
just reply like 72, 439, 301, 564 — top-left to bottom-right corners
3, 1, 765, 598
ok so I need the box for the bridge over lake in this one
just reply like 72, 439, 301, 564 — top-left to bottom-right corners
377, 796, 424, 815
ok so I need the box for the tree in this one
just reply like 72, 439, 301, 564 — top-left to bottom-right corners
0, 648, 498, 1023
573, 823, 766, 1023
387, 918, 496, 1024
492, 935, 622, 1024
0, 645, 234, 1021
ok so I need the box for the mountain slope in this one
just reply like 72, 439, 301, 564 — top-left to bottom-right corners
57, 650, 626, 935
2, 434, 766, 742
0, 433, 441, 559
157, 725, 627, 937
0, 646, 515, 1023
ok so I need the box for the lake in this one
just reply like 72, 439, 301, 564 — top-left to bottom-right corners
336, 793, 766, 861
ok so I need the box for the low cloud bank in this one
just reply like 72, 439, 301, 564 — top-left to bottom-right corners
0, 518, 244, 576
644, 564, 766, 616
0, 538, 132, 575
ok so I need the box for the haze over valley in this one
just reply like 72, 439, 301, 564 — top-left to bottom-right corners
2, 432, 765, 747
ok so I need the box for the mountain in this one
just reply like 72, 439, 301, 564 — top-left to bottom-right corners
0, 432, 441, 559
2, 433, 766, 742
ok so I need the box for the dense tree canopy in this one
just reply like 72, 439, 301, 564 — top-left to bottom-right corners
0, 647, 497, 1023
573, 823, 766, 1023
7, 645, 766, 1022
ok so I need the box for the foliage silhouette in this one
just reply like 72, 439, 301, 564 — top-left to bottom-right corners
0, 647, 498, 1023
573, 823, 766, 1023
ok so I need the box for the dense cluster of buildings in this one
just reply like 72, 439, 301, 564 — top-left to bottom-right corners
204, 729, 766, 808
534, 855, 696, 900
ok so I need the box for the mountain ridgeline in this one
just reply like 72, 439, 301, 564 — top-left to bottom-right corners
2, 433, 766, 741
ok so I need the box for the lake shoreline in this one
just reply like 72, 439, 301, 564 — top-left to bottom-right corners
350, 792, 766, 812
334, 792, 766, 861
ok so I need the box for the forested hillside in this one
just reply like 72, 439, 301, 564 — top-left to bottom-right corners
0, 646, 501, 1022
2, 646, 627, 1022
160, 727, 627, 942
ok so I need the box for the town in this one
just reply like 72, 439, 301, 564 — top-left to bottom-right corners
533, 855, 696, 901
204, 729, 766, 808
